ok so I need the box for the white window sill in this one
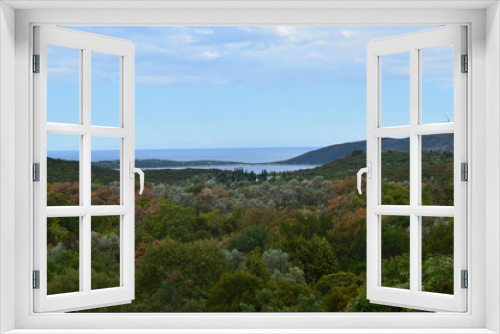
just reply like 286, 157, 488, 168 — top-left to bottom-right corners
4, 330, 498, 334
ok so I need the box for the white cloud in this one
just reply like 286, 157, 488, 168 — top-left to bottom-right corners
136, 43, 173, 55
340, 30, 358, 39
272, 26, 297, 37
202, 51, 221, 59
61, 26, 444, 87
178, 33, 194, 44
224, 42, 252, 50
195, 29, 214, 35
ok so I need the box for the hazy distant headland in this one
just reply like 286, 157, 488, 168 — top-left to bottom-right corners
87, 134, 454, 170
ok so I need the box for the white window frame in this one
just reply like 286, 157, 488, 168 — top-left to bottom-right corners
1, 1, 499, 333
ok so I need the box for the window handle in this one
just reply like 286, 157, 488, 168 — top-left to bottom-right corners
129, 161, 145, 195
357, 162, 371, 195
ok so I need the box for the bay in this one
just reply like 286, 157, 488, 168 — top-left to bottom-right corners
48, 147, 318, 163
144, 164, 320, 173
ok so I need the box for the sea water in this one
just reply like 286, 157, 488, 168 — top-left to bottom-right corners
47, 147, 321, 172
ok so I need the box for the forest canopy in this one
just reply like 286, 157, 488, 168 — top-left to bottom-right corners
46, 149, 454, 312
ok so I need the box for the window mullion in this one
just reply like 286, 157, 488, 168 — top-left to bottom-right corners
409, 47, 420, 294
82, 47, 92, 294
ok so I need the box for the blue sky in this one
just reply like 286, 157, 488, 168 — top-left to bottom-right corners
47, 26, 453, 150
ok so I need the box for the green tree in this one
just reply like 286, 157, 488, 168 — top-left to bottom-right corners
143, 200, 197, 242
422, 254, 454, 294
207, 271, 265, 312
227, 224, 269, 253
314, 272, 363, 296
136, 239, 230, 301
47, 268, 79, 295
245, 248, 270, 281
346, 286, 407, 312
285, 235, 339, 283
323, 284, 359, 312
134, 269, 207, 312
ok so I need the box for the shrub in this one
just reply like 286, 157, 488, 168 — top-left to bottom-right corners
270, 267, 306, 286
227, 225, 269, 253
381, 253, 410, 289
245, 248, 270, 281
91, 269, 120, 290
136, 239, 230, 300
286, 235, 339, 283
422, 254, 454, 294
323, 284, 359, 312
262, 249, 290, 274
47, 268, 79, 295
225, 249, 246, 271
297, 293, 323, 312
315, 272, 363, 296
143, 200, 197, 242
207, 271, 265, 312
134, 269, 207, 312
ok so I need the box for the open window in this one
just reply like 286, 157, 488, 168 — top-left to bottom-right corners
33, 26, 140, 312
363, 26, 467, 312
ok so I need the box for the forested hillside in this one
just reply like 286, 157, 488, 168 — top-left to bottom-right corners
279, 134, 453, 165
46, 148, 454, 312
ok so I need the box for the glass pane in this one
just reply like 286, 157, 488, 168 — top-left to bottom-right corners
91, 52, 121, 127
91, 216, 120, 290
422, 133, 454, 206
381, 137, 410, 205
47, 133, 80, 206
91, 137, 121, 205
381, 215, 410, 289
381, 52, 410, 127
421, 45, 454, 124
47, 44, 81, 124
421, 217, 454, 294
47, 217, 80, 295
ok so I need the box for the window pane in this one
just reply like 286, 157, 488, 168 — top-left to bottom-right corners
47, 217, 80, 295
381, 52, 410, 127
47, 133, 80, 206
421, 45, 454, 124
422, 134, 454, 206
91, 216, 120, 290
421, 217, 453, 294
91, 52, 121, 127
47, 44, 81, 124
91, 137, 121, 205
381, 215, 410, 289
381, 137, 410, 205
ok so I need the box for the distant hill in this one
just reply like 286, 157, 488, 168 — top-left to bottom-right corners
48, 157, 224, 185
292, 150, 453, 182
278, 134, 454, 165
95, 159, 244, 170
48, 158, 119, 184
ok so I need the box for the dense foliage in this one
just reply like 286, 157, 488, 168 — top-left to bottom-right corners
46, 149, 454, 312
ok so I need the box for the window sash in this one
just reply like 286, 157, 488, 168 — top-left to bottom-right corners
33, 25, 136, 313
366, 26, 467, 312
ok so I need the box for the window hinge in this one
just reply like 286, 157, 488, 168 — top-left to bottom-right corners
461, 54, 468, 73
33, 163, 40, 182
461, 162, 468, 181
33, 54, 40, 73
461, 270, 468, 289
33, 270, 40, 289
